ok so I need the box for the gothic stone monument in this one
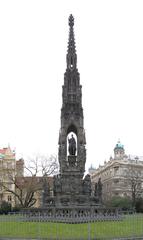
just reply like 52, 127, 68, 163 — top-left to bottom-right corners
23, 16, 120, 223
52, 15, 97, 208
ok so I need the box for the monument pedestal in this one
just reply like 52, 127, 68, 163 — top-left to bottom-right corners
68, 155, 76, 167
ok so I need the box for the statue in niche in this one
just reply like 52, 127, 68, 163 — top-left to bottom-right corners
68, 134, 76, 155
94, 178, 102, 203
42, 178, 50, 206
53, 175, 62, 195
83, 174, 92, 195
94, 182, 98, 197
97, 178, 102, 202
43, 179, 50, 196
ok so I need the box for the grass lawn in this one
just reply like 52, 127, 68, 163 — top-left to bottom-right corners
0, 214, 142, 239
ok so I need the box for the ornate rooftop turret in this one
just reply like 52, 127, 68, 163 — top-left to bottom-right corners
114, 140, 125, 159
115, 140, 124, 149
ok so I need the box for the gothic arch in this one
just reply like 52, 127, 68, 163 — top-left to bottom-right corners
67, 124, 77, 136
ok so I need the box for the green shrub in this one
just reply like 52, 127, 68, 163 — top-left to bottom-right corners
135, 198, 143, 213
105, 196, 132, 211
0, 201, 12, 214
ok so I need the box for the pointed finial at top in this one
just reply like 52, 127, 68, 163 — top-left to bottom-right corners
69, 14, 74, 27
66, 14, 77, 70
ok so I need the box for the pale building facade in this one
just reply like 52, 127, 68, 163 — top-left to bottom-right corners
89, 141, 143, 202
0, 146, 24, 207
0, 146, 54, 209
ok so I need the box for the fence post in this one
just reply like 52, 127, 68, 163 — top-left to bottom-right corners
38, 212, 40, 240
88, 217, 91, 240
56, 216, 58, 240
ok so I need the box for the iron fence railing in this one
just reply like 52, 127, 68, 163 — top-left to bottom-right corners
0, 212, 142, 239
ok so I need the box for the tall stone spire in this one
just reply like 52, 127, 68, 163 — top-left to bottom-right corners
62, 14, 82, 108
52, 15, 94, 209
58, 14, 86, 182
66, 14, 77, 70
43, 15, 99, 211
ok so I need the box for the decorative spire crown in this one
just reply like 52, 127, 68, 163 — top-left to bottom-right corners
69, 14, 74, 27
67, 14, 77, 70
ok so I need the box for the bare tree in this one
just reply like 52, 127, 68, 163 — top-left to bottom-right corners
0, 155, 58, 208
125, 165, 142, 206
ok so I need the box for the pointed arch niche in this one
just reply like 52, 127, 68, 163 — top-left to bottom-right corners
67, 125, 77, 156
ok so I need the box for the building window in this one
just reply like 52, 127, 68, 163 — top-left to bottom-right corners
114, 192, 119, 196
114, 166, 119, 174
124, 193, 128, 197
123, 181, 128, 187
8, 195, 12, 202
114, 179, 119, 184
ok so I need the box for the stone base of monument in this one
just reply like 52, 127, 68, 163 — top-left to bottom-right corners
43, 194, 100, 207
22, 192, 124, 223
21, 206, 123, 223
68, 155, 77, 167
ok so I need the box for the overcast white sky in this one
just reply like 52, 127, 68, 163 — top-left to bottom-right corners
0, 0, 143, 170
